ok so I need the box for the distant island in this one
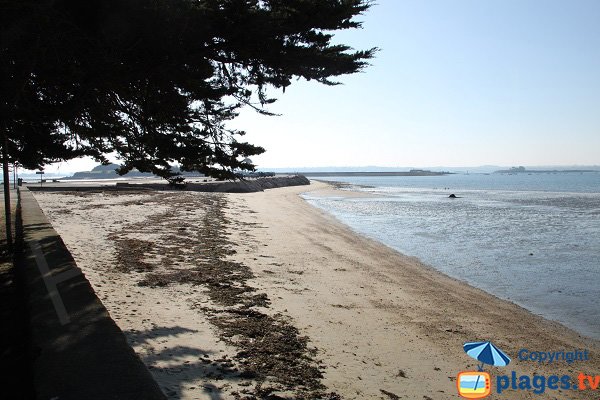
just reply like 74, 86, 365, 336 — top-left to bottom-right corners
61, 163, 277, 180
494, 166, 595, 174
63, 163, 204, 180
63, 164, 151, 179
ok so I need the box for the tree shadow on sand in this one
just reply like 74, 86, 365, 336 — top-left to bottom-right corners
123, 325, 239, 400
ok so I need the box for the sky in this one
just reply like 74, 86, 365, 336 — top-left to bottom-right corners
43, 0, 600, 174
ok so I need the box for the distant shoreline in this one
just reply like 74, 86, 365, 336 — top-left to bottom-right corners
494, 167, 596, 174
294, 170, 451, 177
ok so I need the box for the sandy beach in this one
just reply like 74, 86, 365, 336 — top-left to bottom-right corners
33, 181, 600, 400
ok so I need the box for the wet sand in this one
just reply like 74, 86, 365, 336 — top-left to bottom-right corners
34, 181, 600, 399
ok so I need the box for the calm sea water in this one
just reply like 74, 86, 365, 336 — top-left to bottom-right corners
303, 172, 600, 339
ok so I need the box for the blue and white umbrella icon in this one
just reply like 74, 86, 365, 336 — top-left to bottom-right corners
463, 341, 511, 371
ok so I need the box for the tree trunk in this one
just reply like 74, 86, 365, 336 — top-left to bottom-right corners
3, 136, 12, 252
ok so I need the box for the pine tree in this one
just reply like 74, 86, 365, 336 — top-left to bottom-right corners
1, 0, 376, 180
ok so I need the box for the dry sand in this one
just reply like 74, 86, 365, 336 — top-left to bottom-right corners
34, 181, 600, 400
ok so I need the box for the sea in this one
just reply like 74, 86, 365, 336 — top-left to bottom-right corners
302, 172, 600, 340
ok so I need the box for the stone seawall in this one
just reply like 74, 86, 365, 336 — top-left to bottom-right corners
27, 175, 311, 193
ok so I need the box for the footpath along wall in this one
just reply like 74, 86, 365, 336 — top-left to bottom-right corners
17, 187, 166, 400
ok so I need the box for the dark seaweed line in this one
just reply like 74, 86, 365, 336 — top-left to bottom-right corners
108, 192, 341, 400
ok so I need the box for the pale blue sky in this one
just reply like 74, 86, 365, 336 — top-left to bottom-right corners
47, 0, 600, 173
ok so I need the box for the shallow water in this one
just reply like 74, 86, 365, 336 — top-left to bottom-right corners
303, 172, 600, 339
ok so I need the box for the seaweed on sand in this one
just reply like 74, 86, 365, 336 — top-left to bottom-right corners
111, 238, 156, 272
109, 192, 341, 399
